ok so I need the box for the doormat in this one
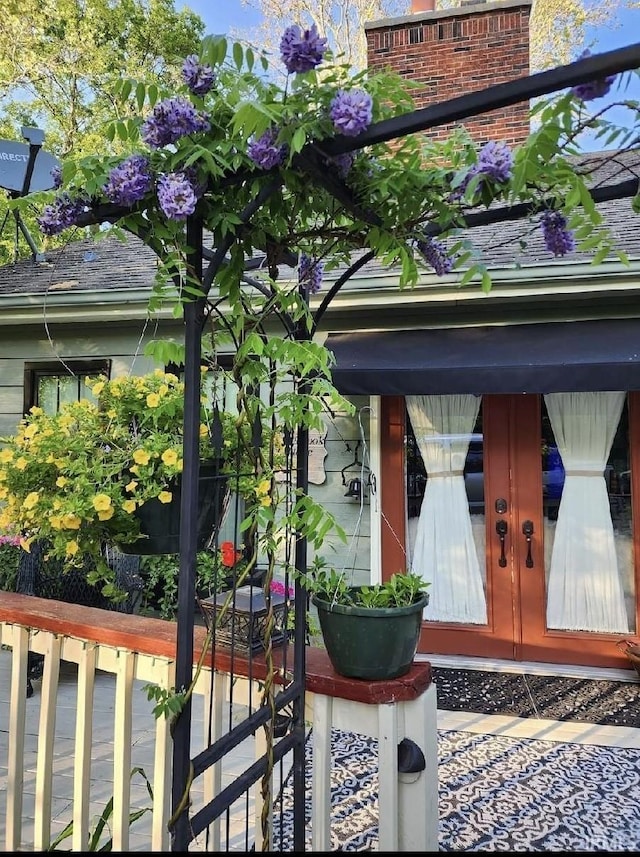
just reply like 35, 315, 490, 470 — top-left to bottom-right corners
431, 666, 640, 727
273, 728, 640, 851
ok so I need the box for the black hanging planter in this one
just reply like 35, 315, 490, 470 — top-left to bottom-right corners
117, 461, 229, 555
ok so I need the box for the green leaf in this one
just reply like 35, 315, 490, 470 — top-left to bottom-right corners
291, 126, 307, 155
120, 79, 133, 102
135, 82, 146, 112
233, 41, 243, 70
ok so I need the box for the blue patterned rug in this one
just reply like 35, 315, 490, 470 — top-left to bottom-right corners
274, 728, 640, 851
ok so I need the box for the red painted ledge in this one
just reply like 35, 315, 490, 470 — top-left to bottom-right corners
0, 592, 433, 705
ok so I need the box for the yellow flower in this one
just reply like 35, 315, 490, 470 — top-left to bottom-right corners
130, 464, 140, 475
133, 449, 151, 466
56, 476, 68, 488
0, 486, 7, 500
256, 479, 271, 496
260, 495, 272, 507
125, 480, 138, 493
50, 515, 63, 530
65, 540, 79, 557
23, 423, 39, 439
23, 491, 40, 509
161, 448, 179, 466
200, 423, 208, 437
97, 507, 115, 521
158, 491, 173, 504
93, 494, 113, 512
0, 449, 13, 463
29, 406, 43, 416
15, 457, 28, 471
122, 499, 136, 513
107, 409, 117, 419
91, 381, 105, 396
146, 393, 160, 408
61, 513, 82, 530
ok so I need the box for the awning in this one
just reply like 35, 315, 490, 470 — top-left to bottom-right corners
326, 318, 640, 395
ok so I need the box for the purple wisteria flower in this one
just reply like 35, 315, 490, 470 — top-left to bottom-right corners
50, 165, 62, 189
415, 236, 455, 276
475, 141, 513, 183
571, 49, 617, 102
298, 254, 323, 294
453, 140, 513, 200
541, 210, 576, 256
141, 97, 210, 149
183, 165, 207, 198
157, 172, 198, 220
330, 152, 356, 179
103, 155, 153, 206
182, 54, 216, 96
247, 128, 288, 170
280, 23, 327, 74
37, 193, 88, 236
329, 89, 373, 137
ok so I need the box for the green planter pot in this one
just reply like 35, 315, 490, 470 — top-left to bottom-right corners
311, 590, 429, 680
117, 462, 229, 555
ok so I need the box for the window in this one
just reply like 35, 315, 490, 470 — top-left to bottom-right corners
24, 360, 111, 415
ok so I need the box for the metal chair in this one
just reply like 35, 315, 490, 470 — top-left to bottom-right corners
16, 540, 143, 695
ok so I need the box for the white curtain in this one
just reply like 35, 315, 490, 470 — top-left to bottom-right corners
545, 391, 630, 633
406, 394, 487, 624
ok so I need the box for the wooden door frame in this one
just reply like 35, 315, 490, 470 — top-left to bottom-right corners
380, 395, 516, 660
380, 393, 640, 669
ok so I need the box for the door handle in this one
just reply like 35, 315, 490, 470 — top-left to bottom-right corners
495, 520, 507, 567
522, 520, 534, 568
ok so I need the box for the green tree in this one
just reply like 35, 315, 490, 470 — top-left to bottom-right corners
0, 0, 204, 264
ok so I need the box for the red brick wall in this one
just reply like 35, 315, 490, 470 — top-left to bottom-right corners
366, 1, 532, 147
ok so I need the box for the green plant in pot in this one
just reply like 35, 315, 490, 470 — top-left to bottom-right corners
307, 565, 430, 681
0, 370, 270, 595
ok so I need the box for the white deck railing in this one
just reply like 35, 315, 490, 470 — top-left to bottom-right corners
0, 592, 438, 852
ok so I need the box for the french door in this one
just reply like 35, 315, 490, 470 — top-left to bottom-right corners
380, 393, 640, 669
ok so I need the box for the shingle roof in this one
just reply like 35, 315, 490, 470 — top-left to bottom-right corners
0, 232, 160, 297
0, 150, 637, 297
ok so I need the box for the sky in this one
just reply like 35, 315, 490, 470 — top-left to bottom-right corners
181, 1, 640, 56
179, 1, 640, 116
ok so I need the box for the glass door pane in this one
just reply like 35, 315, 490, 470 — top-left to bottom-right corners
541, 394, 635, 635
405, 396, 487, 625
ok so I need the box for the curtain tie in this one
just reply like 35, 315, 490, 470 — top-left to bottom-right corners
428, 469, 464, 478
564, 469, 603, 477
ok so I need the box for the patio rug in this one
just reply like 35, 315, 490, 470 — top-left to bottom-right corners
274, 727, 640, 851
431, 667, 640, 727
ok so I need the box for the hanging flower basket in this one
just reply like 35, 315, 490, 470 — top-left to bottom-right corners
116, 462, 229, 555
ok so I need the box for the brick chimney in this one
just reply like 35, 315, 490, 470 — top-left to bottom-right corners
366, 0, 532, 147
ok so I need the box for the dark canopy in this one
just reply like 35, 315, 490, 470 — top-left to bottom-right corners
326, 318, 640, 395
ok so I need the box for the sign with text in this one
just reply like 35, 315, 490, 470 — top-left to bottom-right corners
278, 422, 328, 485
0, 139, 60, 193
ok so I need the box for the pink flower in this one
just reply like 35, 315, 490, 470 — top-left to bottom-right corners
270, 580, 294, 597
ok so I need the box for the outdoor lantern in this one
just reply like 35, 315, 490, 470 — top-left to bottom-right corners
344, 477, 364, 499
198, 585, 287, 656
